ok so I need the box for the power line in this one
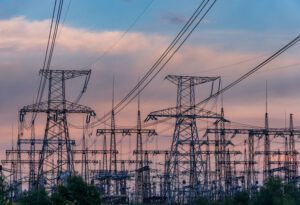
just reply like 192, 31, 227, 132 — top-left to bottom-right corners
57, 0, 72, 38
30, 0, 58, 126
90, 0, 218, 128
144, 34, 300, 129
29, 0, 65, 126
78, 0, 155, 70
113, 0, 214, 112
140, 34, 300, 131
195, 34, 300, 108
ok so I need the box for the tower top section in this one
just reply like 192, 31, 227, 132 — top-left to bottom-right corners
165, 75, 220, 86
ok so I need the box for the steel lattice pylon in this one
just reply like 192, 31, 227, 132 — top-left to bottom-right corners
146, 75, 226, 203
19, 69, 95, 188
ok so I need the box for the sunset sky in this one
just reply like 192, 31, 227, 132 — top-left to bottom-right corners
1, 0, 300, 158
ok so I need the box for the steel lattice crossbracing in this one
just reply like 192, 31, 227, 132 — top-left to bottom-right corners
146, 75, 226, 203
3, 74, 300, 204
94, 105, 157, 204
17, 70, 96, 190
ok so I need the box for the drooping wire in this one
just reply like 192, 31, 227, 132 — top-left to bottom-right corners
193, 34, 300, 109
57, 0, 72, 38
29, 0, 65, 126
111, 0, 213, 113
79, 0, 155, 70
144, 33, 300, 129
29, 0, 59, 126
113, 0, 217, 116
90, 0, 218, 128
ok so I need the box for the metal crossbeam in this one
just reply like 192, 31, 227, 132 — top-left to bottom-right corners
96, 128, 156, 136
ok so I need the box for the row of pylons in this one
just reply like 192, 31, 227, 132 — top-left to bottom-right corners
1, 69, 300, 204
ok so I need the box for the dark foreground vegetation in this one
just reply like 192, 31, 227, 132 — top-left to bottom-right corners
1, 176, 300, 205
0, 175, 101, 205
196, 177, 300, 205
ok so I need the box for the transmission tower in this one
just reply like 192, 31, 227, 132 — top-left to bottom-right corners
146, 75, 226, 203
135, 96, 153, 204
19, 69, 96, 188
263, 111, 271, 182
288, 114, 298, 182
96, 109, 156, 203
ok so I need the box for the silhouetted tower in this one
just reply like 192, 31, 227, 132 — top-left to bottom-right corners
81, 126, 89, 182
16, 125, 22, 196
247, 131, 255, 194
284, 134, 289, 182
243, 139, 247, 192
203, 133, 211, 197
224, 149, 232, 197
10, 135, 19, 201
102, 130, 109, 194
143, 152, 151, 202
211, 107, 229, 200
214, 120, 220, 200
288, 114, 297, 182
97, 89, 156, 202
146, 75, 225, 203
219, 107, 226, 199
120, 161, 127, 196
102, 133, 108, 172
135, 95, 144, 203
109, 79, 118, 195
263, 83, 271, 182
19, 69, 95, 188
133, 95, 156, 203
28, 123, 36, 191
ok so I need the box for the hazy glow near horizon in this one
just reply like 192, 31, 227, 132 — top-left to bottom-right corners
0, 0, 300, 161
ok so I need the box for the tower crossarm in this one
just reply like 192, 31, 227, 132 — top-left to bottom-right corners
20, 101, 96, 115
178, 151, 241, 157
133, 150, 171, 155
255, 150, 299, 155
72, 150, 118, 154
269, 161, 296, 165
233, 160, 257, 165
206, 128, 300, 136
96, 128, 156, 136
165, 75, 220, 86
112, 160, 152, 164
71, 160, 100, 164
196, 150, 241, 155
1, 160, 40, 164
199, 139, 233, 146
145, 106, 228, 122
133, 150, 240, 156
240, 171, 260, 174
2, 159, 89, 164
39, 69, 91, 80
18, 138, 76, 145
6, 150, 55, 156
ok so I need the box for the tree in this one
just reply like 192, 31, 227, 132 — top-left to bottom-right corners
0, 173, 9, 205
19, 188, 52, 205
195, 177, 300, 205
252, 177, 284, 205
51, 175, 101, 205
251, 176, 300, 205
283, 182, 300, 204
233, 191, 250, 205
